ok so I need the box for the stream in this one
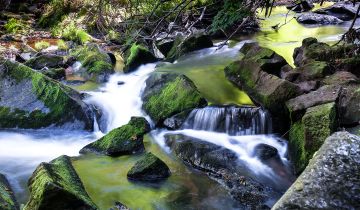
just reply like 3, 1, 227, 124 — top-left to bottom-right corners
0, 3, 359, 209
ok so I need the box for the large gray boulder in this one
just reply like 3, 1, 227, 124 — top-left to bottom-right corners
272, 132, 360, 210
297, 13, 343, 25
0, 174, 19, 210
314, 1, 360, 21
0, 60, 94, 130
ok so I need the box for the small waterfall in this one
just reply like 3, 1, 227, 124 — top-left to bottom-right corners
182, 106, 272, 136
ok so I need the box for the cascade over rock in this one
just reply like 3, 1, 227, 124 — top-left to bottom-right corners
0, 60, 95, 130
24, 155, 98, 210
0, 174, 19, 210
182, 106, 272, 135
273, 132, 360, 210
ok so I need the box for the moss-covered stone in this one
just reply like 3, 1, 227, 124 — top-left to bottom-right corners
142, 73, 207, 125
80, 117, 150, 156
0, 174, 19, 210
24, 155, 97, 210
294, 61, 331, 81
0, 60, 93, 130
24, 54, 65, 70
71, 44, 114, 82
127, 152, 171, 181
123, 43, 157, 73
289, 102, 337, 174
166, 33, 213, 62
39, 67, 66, 80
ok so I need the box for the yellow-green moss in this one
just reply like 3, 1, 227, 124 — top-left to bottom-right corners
0, 174, 18, 210
4, 18, 24, 34
34, 41, 51, 51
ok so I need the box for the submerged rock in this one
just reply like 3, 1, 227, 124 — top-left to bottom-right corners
166, 33, 213, 62
253, 144, 279, 161
289, 102, 337, 174
165, 134, 281, 209
71, 44, 114, 83
0, 60, 94, 130
142, 73, 206, 125
314, 1, 360, 21
297, 13, 343, 25
127, 152, 171, 181
24, 155, 97, 210
80, 117, 150, 156
24, 54, 65, 69
123, 43, 157, 73
0, 174, 19, 210
273, 132, 360, 210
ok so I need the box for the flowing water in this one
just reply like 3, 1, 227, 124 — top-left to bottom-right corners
0, 2, 357, 209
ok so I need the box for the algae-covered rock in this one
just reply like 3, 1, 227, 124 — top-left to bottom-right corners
293, 61, 331, 82
289, 102, 337, 174
24, 155, 97, 210
293, 37, 331, 67
71, 44, 114, 82
80, 117, 150, 156
322, 71, 359, 85
24, 54, 65, 69
142, 73, 207, 125
123, 43, 157, 73
0, 60, 94, 130
273, 132, 360, 210
225, 59, 302, 132
127, 152, 171, 181
166, 33, 213, 62
0, 174, 19, 210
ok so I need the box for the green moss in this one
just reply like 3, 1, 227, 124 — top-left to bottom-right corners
62, 22, 91, 44
289, 102, 336, 174
34, 41, 51, 51
0, 174, 18, 210
57, 39, 68, 50
124, 43, 156, 73
38, 0, 72, 28
80, 117, 150, 156
4, 18, 24, 34
71, 45, 113, 75
144, 76, 205, 124
24, 155, 97, 210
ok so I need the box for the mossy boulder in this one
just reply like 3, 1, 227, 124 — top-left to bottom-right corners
240, 42, 287, 76
166, 33, 213, 62
127, 152, 171, 181
123, 43, 157, 73
71, 44, 114, 83
24, 54, 65, 70
39, 67, 66, 80
24, 155, 97, 210
0, 174, 19, 210
322, 71, 359, 86
225, 59, 302, 133
0, 60, 94, 130
273, 132, 360, 209
292, 61, 331, 82
80, 117, 150, 156
293, 38, 332, 67
289, 102, 337, 174
142, 73, 207, 125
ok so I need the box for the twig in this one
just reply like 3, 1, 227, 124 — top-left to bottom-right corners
216, 16, 251, 50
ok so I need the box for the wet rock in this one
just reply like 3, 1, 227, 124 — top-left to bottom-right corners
314, 1, 360, 21
322, 71, 359, 86
24, 54, 65, 69
163, 110, 191, 130
38, 67, 66, 80
24, 155, 98, 210
123, 43, 157, 73
71, 44, 114, 83
286, 0, 314, 13
289, 102, 337, 174
166, 33, 213, 62
253, 144, 279, 161
297, 13, 343, 25
117, 81, 125, 85
155, 38, 175, 57
225, 59, 302, 133
286, 85, 341, 121
127, 152, 171, 181
293, 37, 331, 67
273, 132, 360, 210
0, 60, 94, 130
296, 81, 319, 93
109, 201, 130, 210
240, 42, 287, 76
80, 117, 150, 156
338, 83, 360, 125
165, 134, 279, 209
142, 72, 206, 125
0, 174, 19, 210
